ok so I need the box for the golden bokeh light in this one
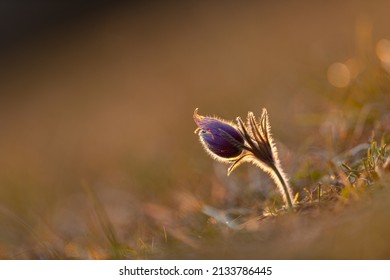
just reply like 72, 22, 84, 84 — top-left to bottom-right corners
376, 39, 390, 64
327, 62, 351, 88
376, 39, 390, 73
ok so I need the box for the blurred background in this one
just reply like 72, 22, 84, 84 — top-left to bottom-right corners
0, 0, 389, 259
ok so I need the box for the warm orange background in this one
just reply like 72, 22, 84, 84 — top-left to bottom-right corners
0, 1, 389, 259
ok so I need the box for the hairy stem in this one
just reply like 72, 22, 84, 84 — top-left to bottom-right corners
269, 164, 294, 210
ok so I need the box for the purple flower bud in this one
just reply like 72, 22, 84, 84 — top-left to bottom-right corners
194, 109, 244, 159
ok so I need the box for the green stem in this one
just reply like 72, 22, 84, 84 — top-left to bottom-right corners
270, 164, 294, 210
